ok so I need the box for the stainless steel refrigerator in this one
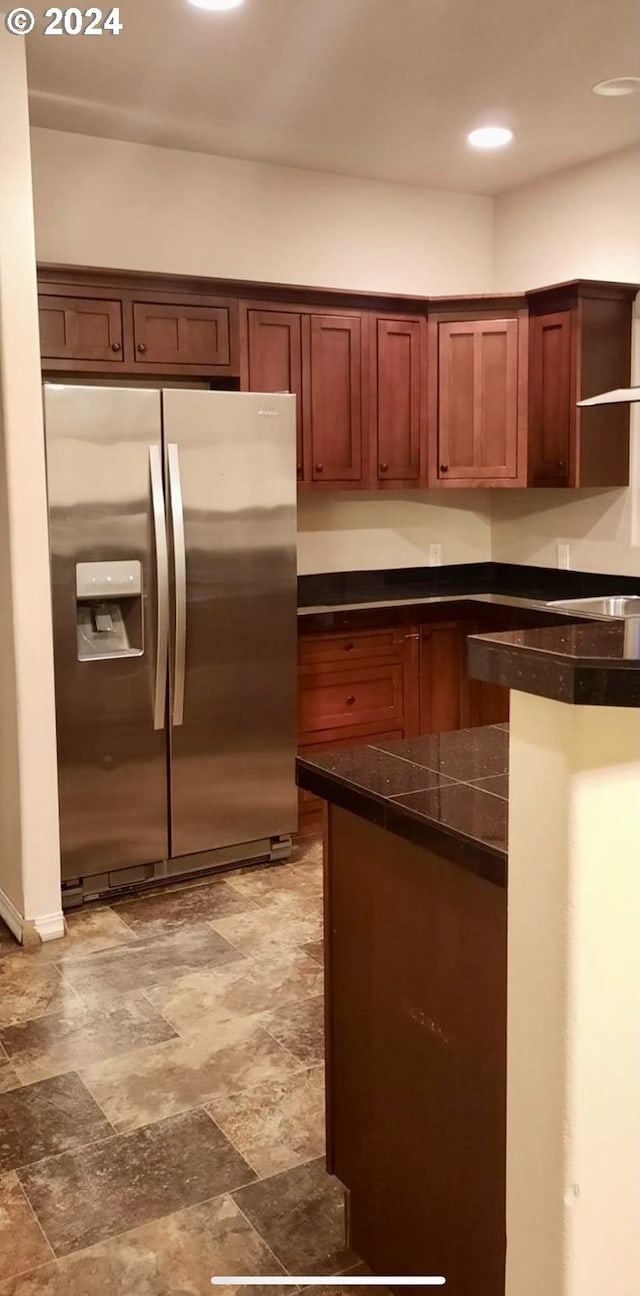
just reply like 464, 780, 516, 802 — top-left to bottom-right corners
44, 384, 298, 905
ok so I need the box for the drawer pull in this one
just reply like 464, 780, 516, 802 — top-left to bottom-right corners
315, 463, 324, 473
137, 342, 147, 354
440, 463, 449, 473
346, 695, 356, 705
111, 341, 122, 353
345, 642, 355, 652
380, 462, 389, 472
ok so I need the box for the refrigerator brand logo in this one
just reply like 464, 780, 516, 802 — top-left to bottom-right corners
257, 408, 280, 418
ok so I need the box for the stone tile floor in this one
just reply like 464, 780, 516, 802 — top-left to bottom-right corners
0, 837, 368, 1295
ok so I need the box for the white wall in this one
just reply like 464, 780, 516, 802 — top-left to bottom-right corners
493, 146, 640, 578
31, 127, 494, 296
494, 146, 640, 292
297, 490, 492, 573
507, 692, 640, 1295
0, 35, 63, 940
29, 128, 640, 579
30, 125, 496, 573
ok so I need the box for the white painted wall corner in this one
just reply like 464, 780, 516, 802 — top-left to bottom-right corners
0, 886, 25, 943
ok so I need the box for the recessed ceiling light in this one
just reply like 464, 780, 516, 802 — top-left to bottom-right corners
467, 126, 513, 150
592, 77, 640, 96
186, 0, 244, 11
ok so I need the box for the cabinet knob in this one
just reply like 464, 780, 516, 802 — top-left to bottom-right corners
380, 462, 389, 473
345, 641, 355, 652
346, 695, 356, 706
296, 464, 303, 478
137, 343, 147, 354
111, 341, 122, 353
315, 464, 323, 473
558, 460, 566, 470
440, 464, 449, 473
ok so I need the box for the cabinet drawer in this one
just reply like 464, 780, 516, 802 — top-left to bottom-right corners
300, 664, 404, 736
299, 628, 404, 667
39, 295, 124, 362
298, 728, 404, 809
133, 302, 231, 367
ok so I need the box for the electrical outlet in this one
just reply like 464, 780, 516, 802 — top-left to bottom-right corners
557, 543, 571, 570
429, 543, 442, 566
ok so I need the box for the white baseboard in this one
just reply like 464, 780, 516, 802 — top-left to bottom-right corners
0, 891, 66, 945
33, 910, 66, 943
0, 888, 24, 943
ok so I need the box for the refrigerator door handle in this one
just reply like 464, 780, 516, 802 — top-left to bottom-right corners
149, 445, 170, 731
167, 443, 187, 728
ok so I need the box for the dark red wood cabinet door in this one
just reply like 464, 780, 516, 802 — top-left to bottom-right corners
374, 316, 425, 485
419, 623, 467, 734
299, 662, 404, 734
438, 319, 519, 481
242, 308, 304, 479
133, 302, 231, 367
306, 314, 364, 484
39, 295, 124, 362
528, 310, 572, 485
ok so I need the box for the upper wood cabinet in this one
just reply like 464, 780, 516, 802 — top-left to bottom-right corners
37, 271, 239, 377
527, 281, 637, 488
306, 313, 365, 485
240, 307, 304, 478
39, 295, 124, 363
430, 310, 527, 487
240, 303, 369, 488
240, 302, 426, 489
373, 316, 426, 487
528, 310, 572, 485
38, 268, 638, 492
132, 300, 231, 369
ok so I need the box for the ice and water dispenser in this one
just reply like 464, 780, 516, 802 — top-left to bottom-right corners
75, 560, 144, 661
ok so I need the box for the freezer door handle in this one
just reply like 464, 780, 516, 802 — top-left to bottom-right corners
167, 443, 187, 728
149, 445, 170, 731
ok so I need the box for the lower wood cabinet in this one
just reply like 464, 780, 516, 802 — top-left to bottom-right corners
419, 619, 509, 734
299, 661, 405, 734
419, 621, 469, 733
325, 806, 507, 1291
297, 625, 418, 832
297, 608, 517, 832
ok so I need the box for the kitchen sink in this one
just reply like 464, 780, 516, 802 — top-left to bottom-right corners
547, 595, 640, 618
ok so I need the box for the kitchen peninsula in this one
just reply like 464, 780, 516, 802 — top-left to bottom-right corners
297, 620, 640, 1296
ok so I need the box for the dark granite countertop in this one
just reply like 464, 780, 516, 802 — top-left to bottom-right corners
298, 561, 640, 617
296, 725, 509, 887
468, 621, 640, 707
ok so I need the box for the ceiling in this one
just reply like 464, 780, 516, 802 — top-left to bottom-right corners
26, 0, 640, 195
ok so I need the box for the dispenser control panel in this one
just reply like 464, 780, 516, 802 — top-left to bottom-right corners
76, 560, 142, 600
